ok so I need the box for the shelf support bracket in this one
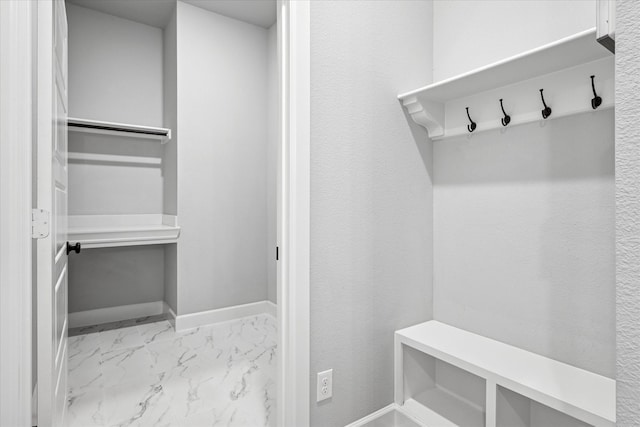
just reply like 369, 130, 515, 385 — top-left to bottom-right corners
401, 96, 444, 139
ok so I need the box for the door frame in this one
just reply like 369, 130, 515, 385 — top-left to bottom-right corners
0, 0, 35, 425
277, 1, 311, 426
0, 0, 312, 425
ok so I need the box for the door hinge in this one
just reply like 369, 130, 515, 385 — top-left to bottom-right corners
32, 209, 50, 239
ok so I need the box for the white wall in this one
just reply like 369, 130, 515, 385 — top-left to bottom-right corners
615, 0, 640, 423
433, 0, 595, 81
432, 0, 615, 378
433, 112, 615, 377
66, 3, 163, 126
68, 134, 164, 215
176, 2, 269, 314
310, 1, 434, 425
68, 246, 165, 312
267, 23, 277, 304
67, 3, 165, 216
67, 4, 162, 126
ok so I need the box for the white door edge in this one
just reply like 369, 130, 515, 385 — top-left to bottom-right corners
0, 1, 35, 425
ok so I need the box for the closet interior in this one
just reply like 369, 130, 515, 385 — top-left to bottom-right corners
62, 2, 278, 425
65, 0, 277, 329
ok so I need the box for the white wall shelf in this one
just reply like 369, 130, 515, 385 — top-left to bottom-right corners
68, 117, 172, 143
68, 214, 180, 249
398, 28, 614, 140
395, 321, 615, 427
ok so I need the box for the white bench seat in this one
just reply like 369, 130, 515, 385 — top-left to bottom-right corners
394, 321, 615, 427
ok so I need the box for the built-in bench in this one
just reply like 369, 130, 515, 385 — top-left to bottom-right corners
393, 321, 615, 427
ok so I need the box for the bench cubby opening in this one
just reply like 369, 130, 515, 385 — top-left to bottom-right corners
497, 385, 591, 427
401, 345, 486, 427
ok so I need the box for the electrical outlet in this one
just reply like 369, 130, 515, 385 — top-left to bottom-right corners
316, 369, 333, 402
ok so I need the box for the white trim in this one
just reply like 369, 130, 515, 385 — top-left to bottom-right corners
68, 301, 168, 328
0, 1, 34, 425
344, 404, 398, 427
277, 1, 311, 426
596, 0, 615, 53
36, 1, 58, 422
344, 403, 426, 427
68, 300, 275, 331
165, 305, 177, 329
167, 306, 177, 321
265, 300, 277, 317
32, 383, 38, 426
402, 398, 461, 427
175, 300, 276, 331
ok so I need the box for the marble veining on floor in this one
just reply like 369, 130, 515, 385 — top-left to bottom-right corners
67, 314, 277, 427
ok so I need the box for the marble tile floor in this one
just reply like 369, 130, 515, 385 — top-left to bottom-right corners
66, 314, 277, 427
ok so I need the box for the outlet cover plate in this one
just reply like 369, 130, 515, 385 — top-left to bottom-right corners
317, 369, 333, 402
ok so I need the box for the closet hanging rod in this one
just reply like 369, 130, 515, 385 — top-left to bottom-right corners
70, 121, 165, 136
67, 117, 172, 143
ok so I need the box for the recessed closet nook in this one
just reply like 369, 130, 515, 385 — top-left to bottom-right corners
62, 0, 278, 423
64, 0, 277, 328
60, 4, 278, 424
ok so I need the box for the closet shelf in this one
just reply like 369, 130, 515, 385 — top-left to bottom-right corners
68, 117, 172, 143
398, 28, 614, 140
68, 214, 180, 249
396, 321, 615, 427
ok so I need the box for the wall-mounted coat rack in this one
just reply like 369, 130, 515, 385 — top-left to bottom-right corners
398, 29, 614, 141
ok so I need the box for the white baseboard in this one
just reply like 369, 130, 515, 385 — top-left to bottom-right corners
68, 300, 167, 328
69, 300, 276, 331
31, 383, 37, 426
166, 305, 177, 328
345, 404, 398, 427
265, 300, 277, 317
175, 300, 276, 331
344, 403, 426, 427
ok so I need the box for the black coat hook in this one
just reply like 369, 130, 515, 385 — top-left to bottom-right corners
539, 89, 552, 119
591, 75, 602, 110
466, 107, 476, 133
499, 99, 511, 126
